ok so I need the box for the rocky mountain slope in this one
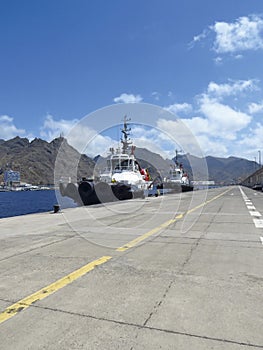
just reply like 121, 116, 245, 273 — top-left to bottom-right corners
0, 136, 258, 185
0, 136, 95, 185
174, 154, 257, 184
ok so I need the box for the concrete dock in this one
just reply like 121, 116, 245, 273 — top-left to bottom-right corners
0, 186, 262, 349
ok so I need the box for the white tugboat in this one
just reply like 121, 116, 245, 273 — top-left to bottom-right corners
100, 116, 151, 191
60, 117, 153, 205
161, 150, 194, 192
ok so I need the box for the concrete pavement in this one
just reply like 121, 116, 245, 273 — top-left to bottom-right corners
0, 186, 262, 349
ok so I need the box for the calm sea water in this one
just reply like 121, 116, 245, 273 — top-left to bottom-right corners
0, 190, 77, 219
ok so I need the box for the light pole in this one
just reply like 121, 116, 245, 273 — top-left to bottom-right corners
259, 150, 261, 168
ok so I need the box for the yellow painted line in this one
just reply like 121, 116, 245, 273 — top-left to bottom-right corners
0, 256, 112, 324
175, 213, 184, 219
0, 188, 231, 324
187, 189, 230, 214
116, 188, 231, 252
116, 219, 177, 252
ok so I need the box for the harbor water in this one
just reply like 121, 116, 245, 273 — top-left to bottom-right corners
0, 190, 77, 219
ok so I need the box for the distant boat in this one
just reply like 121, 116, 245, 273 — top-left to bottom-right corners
160, 151, 194, 193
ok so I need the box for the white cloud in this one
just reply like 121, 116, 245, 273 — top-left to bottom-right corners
211, 15, 263, 54
181, 109, 251, 157
188, 29, 209, 49
193, 30, 208, 43
113, 93, 143, 103
164, 103, 192, 115
102, 118, 262, 161
207, 79, 257, 99
0, 115, 26, 139
196, 80, 254, 142
248, 101, 263, 114
164, 79, 253, 137
199, 95, 252, 138
181, 116, 210, 134
191, 134, 228, 156
83, 134, 115, 158
151, 91, 161, 101
239, 123, 263, 148
40, 114, 79, 141
130, 125, 179, 159
156, 118, 205, 157
236, 123, 263, 159
214, 56, 223, 65
190, 14, 263, 61
40, 114, 114, 157
162, 76, 259, 157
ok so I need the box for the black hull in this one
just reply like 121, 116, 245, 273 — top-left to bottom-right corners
59, 181, 144, 206
157, 182, 194, 193
181, 184, 194, 192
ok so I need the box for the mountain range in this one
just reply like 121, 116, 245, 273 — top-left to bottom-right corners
0, 136, 95, 185
0, 136, 258, 185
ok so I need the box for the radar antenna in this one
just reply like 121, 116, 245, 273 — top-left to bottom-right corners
121, 116, 132, 153
175, 149, 183, 166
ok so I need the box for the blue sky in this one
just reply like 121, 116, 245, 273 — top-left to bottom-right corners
1, 0, 263, 161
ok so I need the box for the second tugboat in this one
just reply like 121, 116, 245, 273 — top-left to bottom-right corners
59, 117, 153, 205
160, 150, 194, 193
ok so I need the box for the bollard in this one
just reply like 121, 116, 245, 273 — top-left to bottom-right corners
53, 204, 60, 213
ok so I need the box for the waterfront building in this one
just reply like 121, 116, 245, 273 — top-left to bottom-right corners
4, 170, 20, 187
242, 167, 263, 189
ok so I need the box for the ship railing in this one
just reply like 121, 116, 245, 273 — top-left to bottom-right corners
59, 176, 72, 183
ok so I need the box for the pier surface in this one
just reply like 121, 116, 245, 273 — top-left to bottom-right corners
0, 186, 262, 349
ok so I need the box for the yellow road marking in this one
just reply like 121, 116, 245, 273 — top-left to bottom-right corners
175, 214, 184, 219
116, 188, 231, 251
116, 219, 176, 252
0, 256, 112, 324
0, 188, 231, 324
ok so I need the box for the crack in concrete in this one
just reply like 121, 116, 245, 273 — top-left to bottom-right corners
141, 206, 222, 329
0, 235, 77, 262
1, 301, 261, 349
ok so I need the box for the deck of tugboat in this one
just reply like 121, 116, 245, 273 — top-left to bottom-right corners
0, 186, 263, 349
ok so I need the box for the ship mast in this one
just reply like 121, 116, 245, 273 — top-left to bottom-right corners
175, 149, 183, 164
121, 116, 132, 153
